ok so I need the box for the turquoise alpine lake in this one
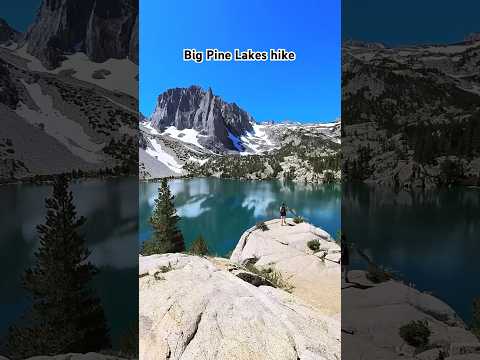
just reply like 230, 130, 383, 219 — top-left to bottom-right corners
344, 183, 480, 324
140, 178, 341, 256
0, 178, 138, 348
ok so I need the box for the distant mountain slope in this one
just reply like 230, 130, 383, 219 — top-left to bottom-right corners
0, 48, 137, 181
343, 37, 480, 188
0, 1, 138, 182
140, 86, 340, 183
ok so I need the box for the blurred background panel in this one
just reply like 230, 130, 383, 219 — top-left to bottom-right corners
342, 0, 480, 359
0, 0, 138, 358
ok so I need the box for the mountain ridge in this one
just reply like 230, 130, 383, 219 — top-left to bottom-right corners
343, 37, 480, 188
149, 85, 254, 152
140, 86, 341, 183
0, 18, 20, 47
0, 1, 139, 182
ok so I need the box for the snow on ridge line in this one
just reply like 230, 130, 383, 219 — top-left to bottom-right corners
143, 122, 160, 135
145, 137, 183, 174
257, 120, 340, 127
142, 121, 337, 156
238, 123, 277, 154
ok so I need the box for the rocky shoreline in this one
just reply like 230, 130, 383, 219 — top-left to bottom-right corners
139, 219, 341, 360
4, 220, 477, 359
343, 271, 480, 359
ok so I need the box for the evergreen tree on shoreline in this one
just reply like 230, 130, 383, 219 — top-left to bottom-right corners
7, 175, 110, 358
142, 179, 185, 255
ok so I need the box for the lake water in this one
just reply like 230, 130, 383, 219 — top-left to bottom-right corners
343, 183, 480, 323
140, 178, 341, 256
0, 178, 138, 350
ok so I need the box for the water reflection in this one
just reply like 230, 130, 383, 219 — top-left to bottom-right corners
0, 178, 138, 348
140, 179, 341, 257
343, 182, 480, 322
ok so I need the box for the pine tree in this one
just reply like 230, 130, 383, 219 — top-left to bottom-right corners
7, 175, 110, 358
190, 234, 209, 256
142, 179, 185, 255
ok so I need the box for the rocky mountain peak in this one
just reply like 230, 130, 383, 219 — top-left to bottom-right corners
24, 0, 138, 69
0, 18, 20, 45
150, 86, 254, 152
343, 39, 480, 187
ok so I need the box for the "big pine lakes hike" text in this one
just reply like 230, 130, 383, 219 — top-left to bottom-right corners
183, 48, 296, 63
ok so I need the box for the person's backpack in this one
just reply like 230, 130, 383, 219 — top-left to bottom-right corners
280, 205, 286, 213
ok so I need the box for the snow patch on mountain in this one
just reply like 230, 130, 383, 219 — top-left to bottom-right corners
163, 126, 206, 150
17, 81, 104, 164
15, 46, 138, 97
145, 137, 183, 174
239, 124, 277, 154
143, 122, 160, 135
188, 157, 209, 165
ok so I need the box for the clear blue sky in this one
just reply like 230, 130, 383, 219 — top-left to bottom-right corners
343, 0, 480, 46
140, 0, 340, 123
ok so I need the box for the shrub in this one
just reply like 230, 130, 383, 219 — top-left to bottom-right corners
323, 171, 336, 184
256, 221, 269, 231
307, 239, 321, 252
293, 216, 304, 224
159, 263, 173, 273
366, 264, 393, 283
437, 350, 447, 360
399, 320, 431, 348
190, 235, 209, 256
245, 263, 294, 293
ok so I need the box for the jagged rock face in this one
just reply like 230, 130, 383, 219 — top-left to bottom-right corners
85, 0, 138, 63
25, 0, 94, 68
150, 86, 254, 151
128, 15, 139, 64
0, 18, 20, 45
342, 40, 480, 188
25, 0, 138, 69
0, 60, 19, 108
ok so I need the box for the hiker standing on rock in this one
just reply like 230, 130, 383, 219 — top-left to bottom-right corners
280, 202, 287, 226
341, 233, 350, 283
